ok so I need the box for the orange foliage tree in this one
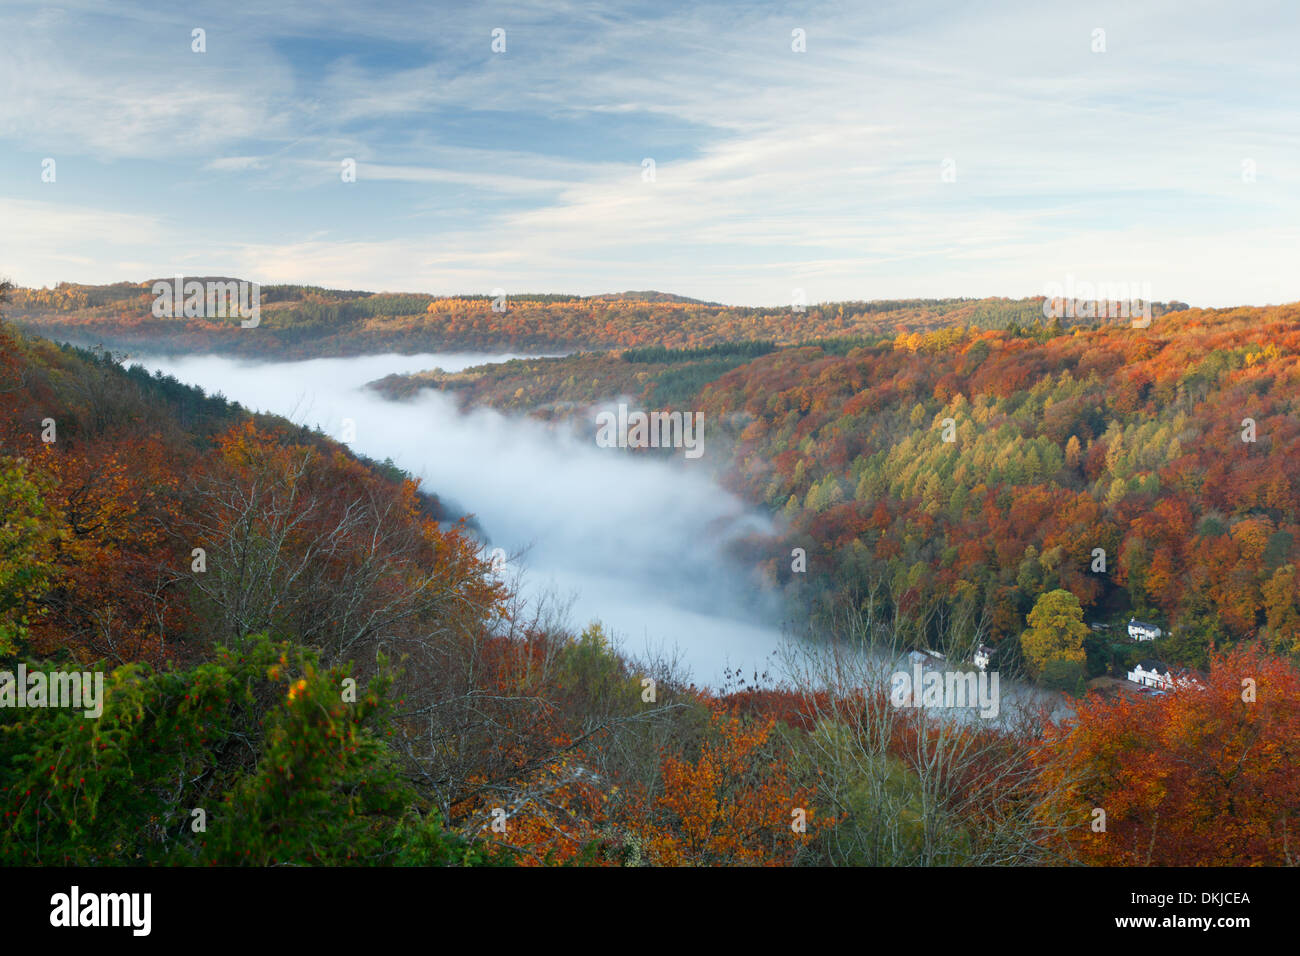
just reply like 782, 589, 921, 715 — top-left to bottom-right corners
1034, 644, 1300, 865
625, 702, 823, 866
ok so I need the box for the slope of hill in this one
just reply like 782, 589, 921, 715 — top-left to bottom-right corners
6, 283, 1300, 866
0, 307, 1031, 867
5, 281, 1184, 358
373, 304, 1300, 686
2, 310, 789, 866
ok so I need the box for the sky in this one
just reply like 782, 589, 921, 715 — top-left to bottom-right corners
1, 0, 1297, 307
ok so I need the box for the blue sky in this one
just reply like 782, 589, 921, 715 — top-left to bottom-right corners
1, 0, 1297, 306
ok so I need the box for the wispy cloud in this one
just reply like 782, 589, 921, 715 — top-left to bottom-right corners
1, 0, 1297, 305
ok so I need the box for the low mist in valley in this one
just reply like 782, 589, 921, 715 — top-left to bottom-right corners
126, 351, 791, 685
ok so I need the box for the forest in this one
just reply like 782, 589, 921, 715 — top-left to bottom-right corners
374, 303, 1300, 693
3, 280, 1299, 866
5, 280, 1187, 358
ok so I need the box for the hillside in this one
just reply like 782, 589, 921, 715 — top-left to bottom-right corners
0, 302, 1050, 867
6, 280, 1185, 358
5, 285, 1300, 867
2, 307, 806, 865
373, 304, 1300, 686
367, 341, 783, 416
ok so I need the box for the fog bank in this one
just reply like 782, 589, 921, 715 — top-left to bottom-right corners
127, 351, 791, 684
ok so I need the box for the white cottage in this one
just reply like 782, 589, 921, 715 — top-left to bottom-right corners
1127, 660, 1171, 688
1128, 618, 1162, 642
1127, 660, 1200, 691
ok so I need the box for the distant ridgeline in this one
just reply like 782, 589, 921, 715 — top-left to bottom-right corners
6, 280, 1188, 358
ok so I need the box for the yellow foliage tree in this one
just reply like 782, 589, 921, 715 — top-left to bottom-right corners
0, 458, 64, 654
1019, 588, 1088, 678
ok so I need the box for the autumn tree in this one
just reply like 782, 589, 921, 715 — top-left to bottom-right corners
1020, 589, 1088, 683
1262, 564, 1300, 655
624, 701, 820, 866
183, 420, 506, 664
1035, 644, 1300, 865
0, 458, 63, 655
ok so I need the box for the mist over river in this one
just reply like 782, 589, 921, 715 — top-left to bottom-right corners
125, 352, 792, 685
